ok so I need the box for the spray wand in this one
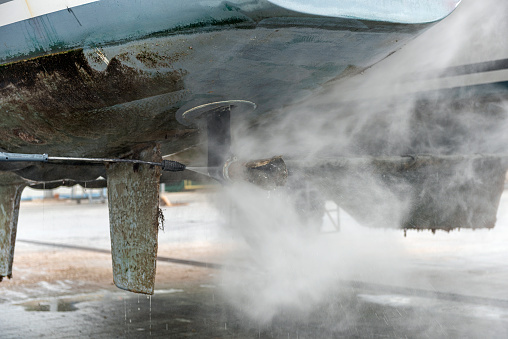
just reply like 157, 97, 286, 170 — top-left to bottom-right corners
0, 152, 186, 172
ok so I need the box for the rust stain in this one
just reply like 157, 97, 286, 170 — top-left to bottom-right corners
135, 50, 189, 68
12, 128, 44, 145
24, 0, 35, 18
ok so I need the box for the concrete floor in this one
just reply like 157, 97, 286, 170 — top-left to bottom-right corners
1, 190, 508, 338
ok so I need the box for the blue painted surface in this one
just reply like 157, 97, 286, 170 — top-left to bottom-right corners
0, 0, 461, 63
0, 0, 268, 63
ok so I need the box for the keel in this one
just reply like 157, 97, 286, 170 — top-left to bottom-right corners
0, 175, 26, 281
107, 146, 161, 294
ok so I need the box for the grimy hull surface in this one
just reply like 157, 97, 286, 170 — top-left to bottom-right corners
0, 0, 433, 183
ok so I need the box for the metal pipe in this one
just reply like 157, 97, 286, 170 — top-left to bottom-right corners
0, 152, 48, 162
206, 105, 231, 181
0, 152, 186, 172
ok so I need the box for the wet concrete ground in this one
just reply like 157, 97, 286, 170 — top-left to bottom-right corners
1, 191, 508, 338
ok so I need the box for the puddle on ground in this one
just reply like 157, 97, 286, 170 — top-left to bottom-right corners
16, 293, 106, 312
20, 299, 79, 312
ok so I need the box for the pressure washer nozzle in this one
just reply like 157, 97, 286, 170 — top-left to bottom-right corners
224, 156, 288, 190
161, 160, 186, 172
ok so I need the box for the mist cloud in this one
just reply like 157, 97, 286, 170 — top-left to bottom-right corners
217, 0, 508, 326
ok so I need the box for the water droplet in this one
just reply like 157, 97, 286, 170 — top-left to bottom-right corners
149, 295, 152, 335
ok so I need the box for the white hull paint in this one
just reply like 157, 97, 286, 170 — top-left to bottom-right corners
0, 0, 99, 27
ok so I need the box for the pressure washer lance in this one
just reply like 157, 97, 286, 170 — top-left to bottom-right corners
0, 152, 186, 172
0, 152, 288, 189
